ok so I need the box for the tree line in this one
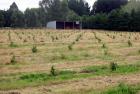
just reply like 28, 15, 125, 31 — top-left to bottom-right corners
0, 0, 140, 31
88, 0, 140, 31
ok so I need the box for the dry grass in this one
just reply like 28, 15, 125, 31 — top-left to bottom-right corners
0, 29, 140, 94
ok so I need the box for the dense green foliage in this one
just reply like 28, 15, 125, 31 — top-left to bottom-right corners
91, 0, 128, 14
82, 9, 140, 31
68, 0, 90, 16
122, 0, 140, 13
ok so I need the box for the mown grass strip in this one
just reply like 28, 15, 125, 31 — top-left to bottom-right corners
0, 64, 140, 90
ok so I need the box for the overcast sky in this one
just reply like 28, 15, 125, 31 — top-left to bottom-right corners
0, 0, 96, 11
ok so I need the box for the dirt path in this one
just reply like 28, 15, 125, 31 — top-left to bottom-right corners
1, 73, 140, 94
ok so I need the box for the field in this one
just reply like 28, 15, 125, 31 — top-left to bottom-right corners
0, 29, 140, 94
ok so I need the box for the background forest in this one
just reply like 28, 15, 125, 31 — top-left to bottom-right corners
0, 0, 140, 31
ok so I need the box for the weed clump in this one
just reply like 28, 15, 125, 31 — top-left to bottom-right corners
83, 53, 90, 57
9, 42, 18, 48
103, 83, 137, 94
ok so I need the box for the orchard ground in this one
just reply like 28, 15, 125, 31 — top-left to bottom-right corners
0, 29, 140, 94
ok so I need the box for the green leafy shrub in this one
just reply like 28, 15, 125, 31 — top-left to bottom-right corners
128, 40, 132, 47
32, 45, 37, 53
50, 66, 56, 76
110, 62, 118, 71
11, 55, 16, 64
68, 44, 73, 51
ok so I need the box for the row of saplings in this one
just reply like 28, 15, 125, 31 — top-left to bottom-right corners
38, 62, 118, 76
9, 32, 134, 64
45, 62, 118, 76
31, 37, 133, 54
10, 38, 139, 65
68, 33, 83, 51
10, 51, 118, 75
10, 37, 76, 64
10, 45, 37, 64
51, 62, 117, 76
10, 39, 139, 64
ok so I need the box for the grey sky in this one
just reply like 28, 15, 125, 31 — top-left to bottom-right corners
0, 0, 95, 11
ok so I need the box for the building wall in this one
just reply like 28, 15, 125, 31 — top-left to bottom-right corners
56, 22, 65, 29
47, 21, 56, 29
47, 21, 81, 29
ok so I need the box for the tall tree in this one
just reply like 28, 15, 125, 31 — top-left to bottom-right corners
39, 0, 69, 21
4, 10, 11, 27
5, 2, 25, 27
67, 11, 81, 21
11, 2, 24, 27
0, 10, 5, 27
4, 2, 19, 27
91, 0, 128, 14
10, 11, 24, 27
122, 0, 140, 13
9, 2, 19, 12
108, 9, 130, 30
24, 8, 41, 27
61, 0, 70, 20
68, 0, 90, 16
82, 13, 108, 29
129, 9, 140, 31
37, 8, 47, 27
